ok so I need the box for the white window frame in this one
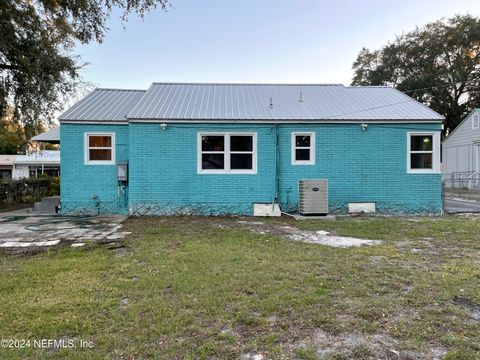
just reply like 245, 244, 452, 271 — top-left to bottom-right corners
473, 114, 480, 129
84, 132, 116, 165
406, 131, 440, 174
291, 132, 315, 165
197, 132, 257, 174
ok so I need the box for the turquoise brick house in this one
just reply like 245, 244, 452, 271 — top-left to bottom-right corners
59, 83, 444, 215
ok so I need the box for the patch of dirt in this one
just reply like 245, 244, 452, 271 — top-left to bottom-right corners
452, 296, 480, 322
235, 220, 382, 248
240, 353, 264, 360
292, 329, 446, 359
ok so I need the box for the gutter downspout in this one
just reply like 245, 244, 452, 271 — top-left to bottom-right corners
273, 125, 280, 209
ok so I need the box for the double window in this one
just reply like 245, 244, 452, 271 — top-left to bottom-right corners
84, 133, 115, 165
407, 132, 440, 173
292, 132, 315, 165
198, 133, 257, 174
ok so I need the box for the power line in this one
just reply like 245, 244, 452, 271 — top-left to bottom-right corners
323, 99, 415, 119
399, 79, 478, 94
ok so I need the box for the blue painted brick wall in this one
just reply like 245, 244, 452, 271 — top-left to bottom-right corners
277, 124, 442, 214
60, 124, 129, 214
128, 124, 276, 215
60, 122, 442, 215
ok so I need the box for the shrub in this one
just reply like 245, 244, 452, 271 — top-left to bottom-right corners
0, 177, 59, 207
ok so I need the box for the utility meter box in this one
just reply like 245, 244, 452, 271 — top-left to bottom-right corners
117, 163, 128, 182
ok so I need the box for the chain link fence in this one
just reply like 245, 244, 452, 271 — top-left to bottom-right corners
443, 172, 480, 213
444, 172, 480, 200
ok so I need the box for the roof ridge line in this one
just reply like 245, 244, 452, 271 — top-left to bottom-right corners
346, 85, 393, 88
150, 82, 345, 86
96, 88, 146, 92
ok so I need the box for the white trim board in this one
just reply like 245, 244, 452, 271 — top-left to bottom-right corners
129, 119, 443, 124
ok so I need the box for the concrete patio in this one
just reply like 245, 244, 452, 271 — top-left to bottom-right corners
0, 210, 129, 250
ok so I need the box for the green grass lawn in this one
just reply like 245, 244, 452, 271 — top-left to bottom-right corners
0, 216, 479, 359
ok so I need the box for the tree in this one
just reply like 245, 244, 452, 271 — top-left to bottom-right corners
0, 0, 169, 138
0, 107, 26, 154
351, 14, 480, 133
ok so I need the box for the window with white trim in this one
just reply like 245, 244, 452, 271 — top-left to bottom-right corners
473, 114, 480, 129
292, 132, 315, 165
407, 132, 440, 173
84, 133, 115, 165
198, 133, 257, 174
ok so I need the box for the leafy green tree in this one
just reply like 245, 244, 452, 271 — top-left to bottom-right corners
0, 0, 169, 137
0, 110, 26, 154
352, 14, 480, 133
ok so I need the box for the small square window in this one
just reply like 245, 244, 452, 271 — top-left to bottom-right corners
85, 133, 115, 165
292, 132, 315, 165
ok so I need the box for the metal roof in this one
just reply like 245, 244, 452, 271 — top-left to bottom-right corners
32, 127, 60, 143
60, 83, 444, 123
59, 89, 146, 122
128, 83, 443, 121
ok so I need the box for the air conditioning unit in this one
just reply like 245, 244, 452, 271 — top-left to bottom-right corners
299, 179, 328, 215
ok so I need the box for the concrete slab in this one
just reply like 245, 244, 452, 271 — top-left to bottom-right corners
0, 212, 128, 250
444, 198, 480, 213
293, 214, 337, 221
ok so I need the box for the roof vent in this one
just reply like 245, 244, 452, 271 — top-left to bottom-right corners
299, 91, 303, 103
269, 97, 274, 109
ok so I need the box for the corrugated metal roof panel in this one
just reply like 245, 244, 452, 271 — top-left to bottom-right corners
59, 89, 146, 121
59, 83, 444, 122
32, 127, 60, 143
127, 83, 443, 121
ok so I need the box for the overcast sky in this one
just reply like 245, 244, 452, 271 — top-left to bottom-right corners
76, 0, 480, 90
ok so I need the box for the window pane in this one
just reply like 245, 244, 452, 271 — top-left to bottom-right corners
410, 135, 432, 151
202, 154, 224, 169
231, 136, 253, 151
89, 149, 112, 161
295, 135, 311, 147
202, 136, 224, 151
89, 136, 111, 147
231, 154, 253, 170
295, 149, 310, 161
411, 153, 432, 169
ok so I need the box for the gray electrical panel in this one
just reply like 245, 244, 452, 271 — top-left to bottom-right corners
117, 163, 128, 182
299, 179, 328, 215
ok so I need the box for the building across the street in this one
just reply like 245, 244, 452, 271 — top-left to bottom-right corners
0, 151, 61, 180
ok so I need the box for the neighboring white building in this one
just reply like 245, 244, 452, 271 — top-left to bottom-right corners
443, 109, 480, 176
0, 151, 60, 180
0, 155, 16, 180
0, 127, 61, 181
